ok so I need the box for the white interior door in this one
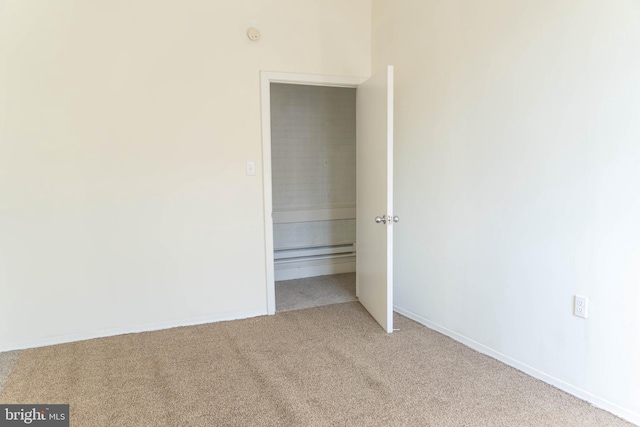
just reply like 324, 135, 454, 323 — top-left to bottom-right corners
356, 65, 394, 333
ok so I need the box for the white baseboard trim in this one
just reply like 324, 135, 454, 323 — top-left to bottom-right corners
275, 259, 356, 281
394, 305, 640, 427
1, 309, 267, 352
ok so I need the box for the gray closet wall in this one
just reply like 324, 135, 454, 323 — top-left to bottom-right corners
270, 83, 356, 279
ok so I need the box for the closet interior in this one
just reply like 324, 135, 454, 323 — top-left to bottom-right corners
270, 83, 357, 311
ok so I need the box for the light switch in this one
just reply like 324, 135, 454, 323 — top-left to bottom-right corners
246, 161, 256, 176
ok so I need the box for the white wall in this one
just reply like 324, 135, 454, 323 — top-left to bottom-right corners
0, 0, 371, 351
373, 0, 640, 423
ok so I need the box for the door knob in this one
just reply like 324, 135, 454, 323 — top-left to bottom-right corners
375, 215, 399, 224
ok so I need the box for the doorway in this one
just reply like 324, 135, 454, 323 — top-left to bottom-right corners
261, 72, 365, 314
270, 83, 356, 311
261, 67, 395, 331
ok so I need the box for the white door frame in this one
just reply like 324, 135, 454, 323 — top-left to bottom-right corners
260, 71, 366, 315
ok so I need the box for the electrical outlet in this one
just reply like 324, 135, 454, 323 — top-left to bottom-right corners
574, 295, 588, 319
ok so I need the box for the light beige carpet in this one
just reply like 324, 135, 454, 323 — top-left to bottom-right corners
0, 302, 633, 426
0, 350, 20, 393
275, 273, 357, 312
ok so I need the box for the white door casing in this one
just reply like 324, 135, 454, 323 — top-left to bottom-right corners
260, 72, 365, 315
